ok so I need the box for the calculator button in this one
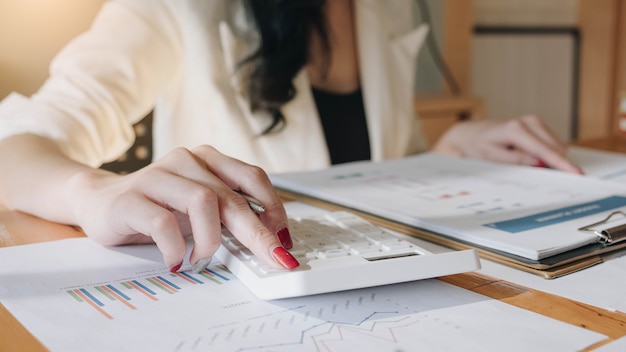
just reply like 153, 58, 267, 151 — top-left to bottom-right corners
350, 245, 382, 255
287, 244, 310, 255
323, 211, 356, 222
223, 240, 241, 251
366, 233, 401, 245
239, 248, 254, 260
336, 236, 370, 247
301, 239, 341, 250
292, 231, 318, 243
257, 264, 284, 275
291, 252, 310, 263
317, 248, 350, 259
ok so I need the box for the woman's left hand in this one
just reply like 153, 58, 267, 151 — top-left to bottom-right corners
432, 115, 583, 174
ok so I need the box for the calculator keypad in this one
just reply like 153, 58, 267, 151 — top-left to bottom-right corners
221, 211, 421, 274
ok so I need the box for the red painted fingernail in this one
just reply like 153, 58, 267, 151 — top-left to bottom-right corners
277, 227, 293, 249
531, 159, 548, 168
272, 246, 299, 270
169, 261, 183, 273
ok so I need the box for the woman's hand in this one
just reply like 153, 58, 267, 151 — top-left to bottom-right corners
432, 115, 582, 174
72, 145, 298, 273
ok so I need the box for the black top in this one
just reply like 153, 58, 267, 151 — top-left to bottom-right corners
311, 87, 371, 165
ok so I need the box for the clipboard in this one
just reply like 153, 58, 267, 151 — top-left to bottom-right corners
277, 189, 626, 279
578, 211, 626, 244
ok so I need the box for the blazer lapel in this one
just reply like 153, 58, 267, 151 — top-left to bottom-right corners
355, 0, 429, 160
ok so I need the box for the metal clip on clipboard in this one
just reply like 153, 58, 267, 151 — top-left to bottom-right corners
578, 211, 626, 245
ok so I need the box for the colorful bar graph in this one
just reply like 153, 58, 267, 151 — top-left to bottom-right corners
106, 284, 132, 301
177, 271, 204, 284
151, 277, 178, 294
157, 276, 181, 290
206, 268, 230, 281
198, 271, 222, 284
99, 285, 136, 310
67, 264, 233, 319
70, 289, 113, 320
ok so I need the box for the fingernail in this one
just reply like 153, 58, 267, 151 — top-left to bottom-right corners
169, 261, 183, 273
276, 227, 293, 249
271, 246, 299, 270
191, 257, 212, 274
531, 159, 548, 168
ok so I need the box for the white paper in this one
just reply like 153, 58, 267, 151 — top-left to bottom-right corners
0, 237, 606, 352
271, 153, 626, 260
568, 146, 626, 184
593, 335, 626, 352
468, 146, 626, 314
480, 249, 626, 314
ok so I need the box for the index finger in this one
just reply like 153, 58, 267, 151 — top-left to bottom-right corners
193, 145, 293, 248
190, 146, 298, 269
219, 194, 299, 270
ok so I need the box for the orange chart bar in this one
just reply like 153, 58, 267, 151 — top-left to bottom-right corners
66, 265, 233, 319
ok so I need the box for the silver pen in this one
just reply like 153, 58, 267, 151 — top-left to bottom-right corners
191, 192, 265, 274
237, 191, 266, 213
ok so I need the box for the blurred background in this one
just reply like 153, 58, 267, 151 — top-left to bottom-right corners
1, 0, 624, 153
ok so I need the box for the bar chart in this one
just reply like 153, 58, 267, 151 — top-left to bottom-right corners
67, 264, 232, 319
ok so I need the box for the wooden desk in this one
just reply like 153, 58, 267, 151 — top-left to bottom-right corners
1, 196, 626, 350
0, 208, 85, 351
576, 134, 626, 153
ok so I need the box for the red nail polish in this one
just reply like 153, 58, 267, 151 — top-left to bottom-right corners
531, 159, 548, 168
169, 261, 183, 273
272, 247, 299, 270
277, 227, 293, 249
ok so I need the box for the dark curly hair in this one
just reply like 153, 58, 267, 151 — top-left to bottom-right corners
241, 0, 330, 134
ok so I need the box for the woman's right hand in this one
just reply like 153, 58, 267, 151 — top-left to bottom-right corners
72, 145, 298, 273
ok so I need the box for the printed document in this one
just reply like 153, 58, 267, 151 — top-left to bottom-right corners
0, 236, 606, 352
271, 153, 626, 260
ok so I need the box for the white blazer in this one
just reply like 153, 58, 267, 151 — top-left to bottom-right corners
0, 0, 429, 173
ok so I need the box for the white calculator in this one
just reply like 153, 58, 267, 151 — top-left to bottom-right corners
215, 211, 481, 300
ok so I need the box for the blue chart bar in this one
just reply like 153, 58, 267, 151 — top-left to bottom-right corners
132, 280, 157, 295
178, 271, 204, 284
106, 284, 132, 301
157, 276, 181, 290
206, 268, 229, 281
79, 288, 104, 306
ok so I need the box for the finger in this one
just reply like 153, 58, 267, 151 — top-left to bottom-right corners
475, 143, 537, 166
518, 115, 567, 154
156, 147, 297, 269
219, 193, 299, 270
192, 145, 293, 249
135, 168, 223, 271
120, 194, 188, 271
517, 116, 583, 173
499, 119, 581, 173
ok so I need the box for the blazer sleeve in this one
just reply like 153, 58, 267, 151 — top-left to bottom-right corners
0, 0, 182, 167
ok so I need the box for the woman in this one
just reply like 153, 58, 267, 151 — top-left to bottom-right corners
0, 0, 580, 274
